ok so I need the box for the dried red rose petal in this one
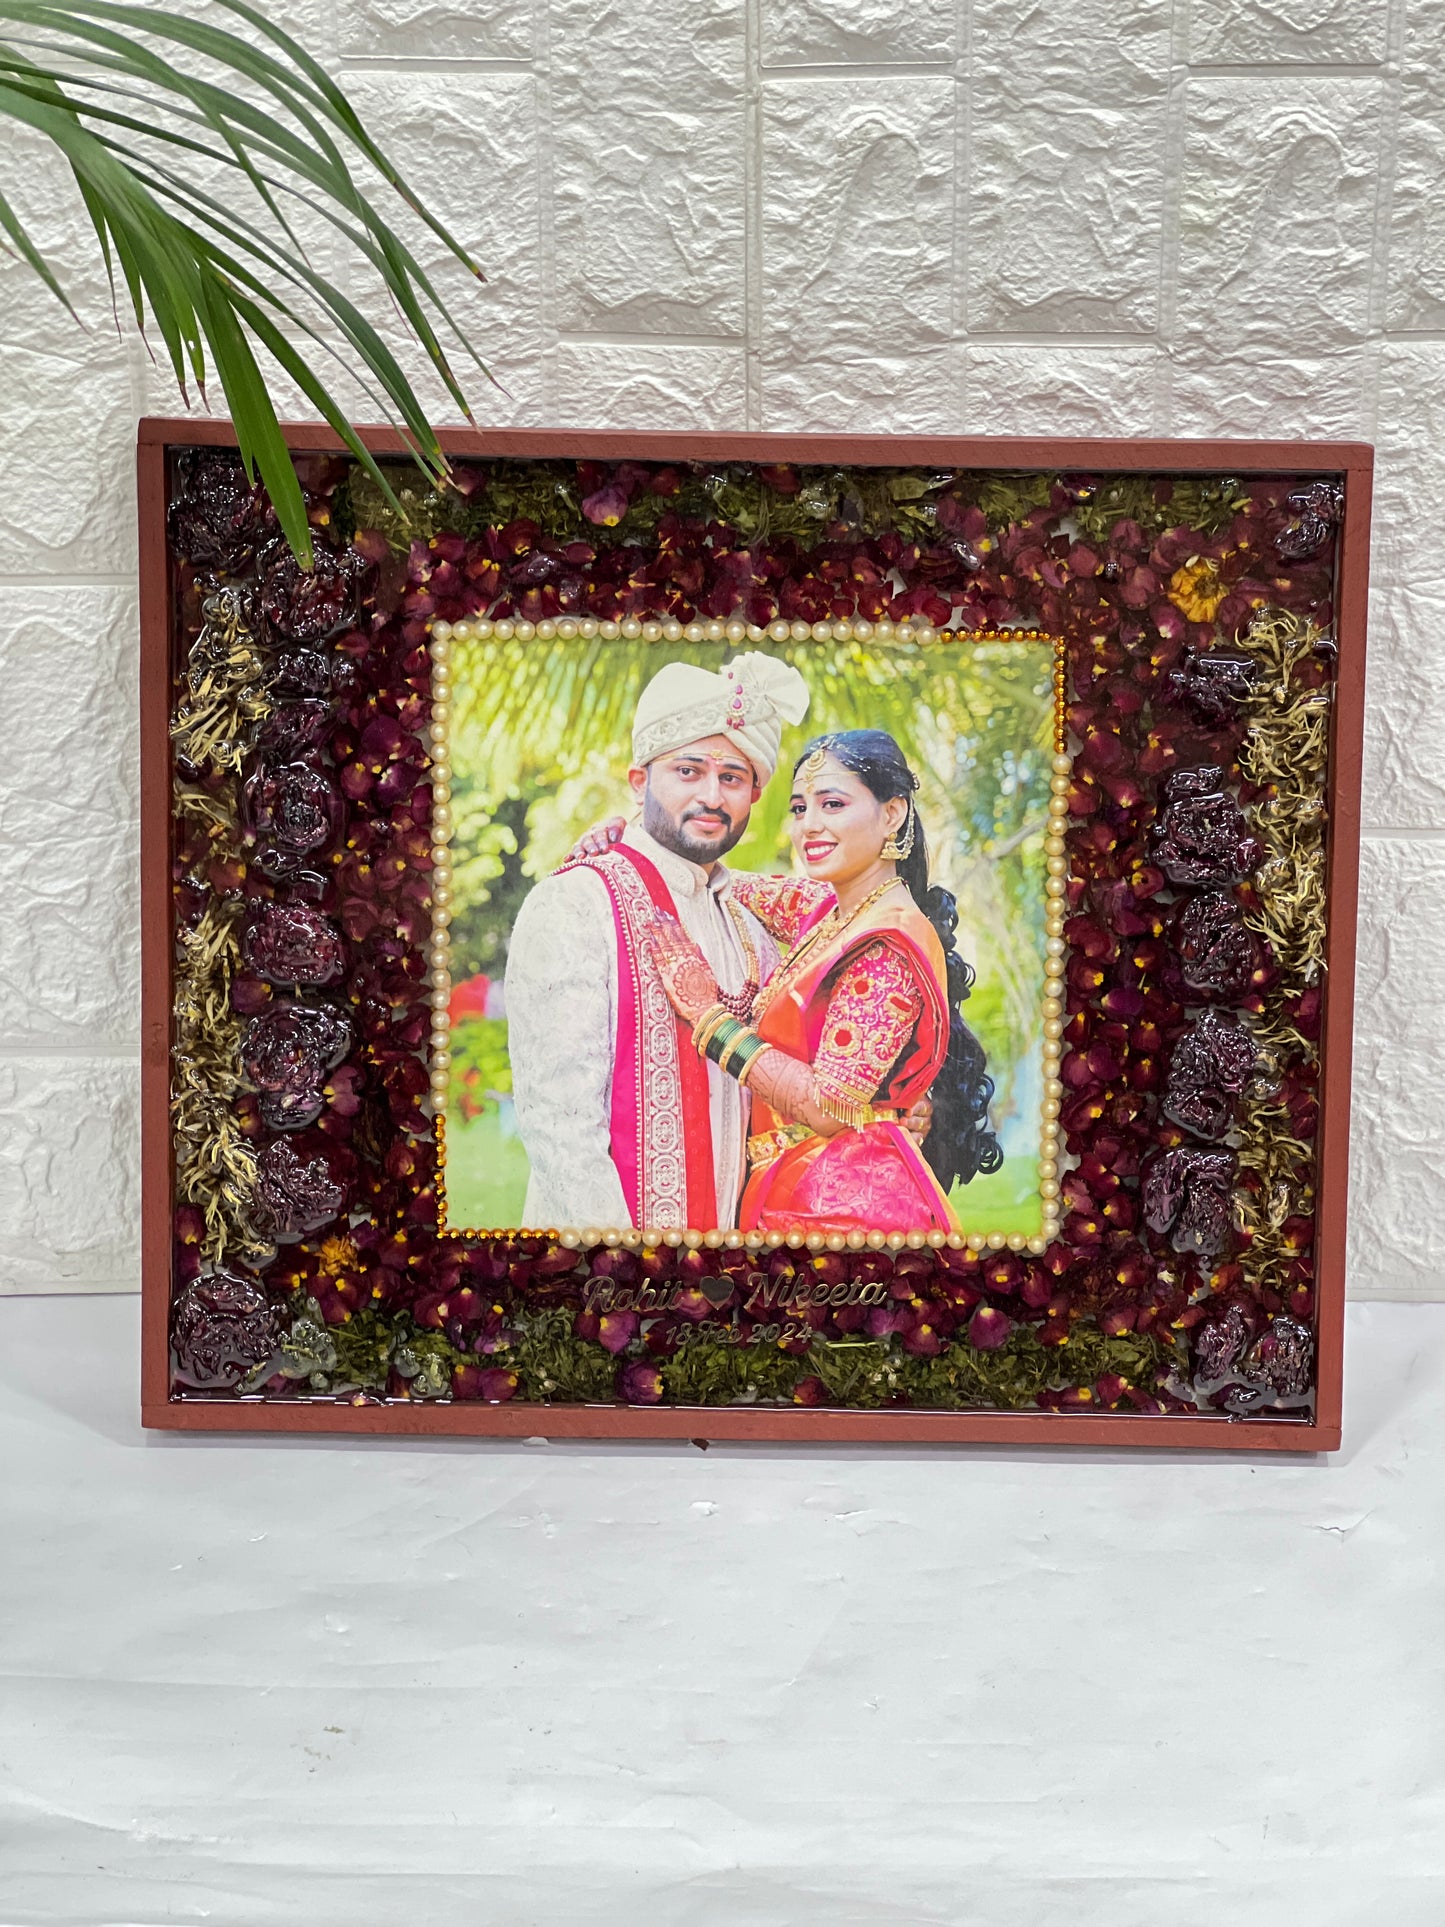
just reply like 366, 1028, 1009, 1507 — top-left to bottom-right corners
172, 1269, 278, 1389
242, 903, 345, 986
968, 1305, 1013, 1351
452, 1363, 519, 1402
597, 1310, 639, 1355
1152, 766, 1262, 886
617, 1359, 664, 1404
758, 464, 800, 495
901, 1309, 946, 1357
1142, 1145, 1237, 1258
252, 1137, 347, 1237
1175, 890, 1262, 1002
581, 480, 632, 527
1162, 1010, 1258, 1141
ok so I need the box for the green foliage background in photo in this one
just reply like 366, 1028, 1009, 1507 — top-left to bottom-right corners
442, 636, 1054, 1234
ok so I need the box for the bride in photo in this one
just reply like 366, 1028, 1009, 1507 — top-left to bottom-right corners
640, 729, 1002, 1237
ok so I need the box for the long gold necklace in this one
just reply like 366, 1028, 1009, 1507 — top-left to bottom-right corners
754, 876, 905, 1018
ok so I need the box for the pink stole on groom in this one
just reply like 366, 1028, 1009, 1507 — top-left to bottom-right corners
557, 845, 717, 1231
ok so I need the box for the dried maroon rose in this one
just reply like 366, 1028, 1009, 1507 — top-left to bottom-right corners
1276, 481, 1343, 561
243, 756, 340, 873
1166, 646, 1257, 722
1276, 512, 1332, 562
1162, 1010, 1258, 1141
242, 902, 345, 986
259, 539, 361, 643
1142, 1145, 1237, 1258
1176, 890, 1262, 1002
252, 1137, 347, 1237
1291, 480, 1343, 519
1152, 766, 1263, 886
1191, 1301, 1251, 1383
1241, 1314, 1314, 1398
167, 454, 272, 575
172, 1269, 278, 1389
255, 699, 332, 757
241, 1002, 351, 1131
271, 649, 333, 697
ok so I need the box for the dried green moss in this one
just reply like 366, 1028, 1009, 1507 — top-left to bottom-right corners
261, 1294, 1177, 1414
342, 460, 1250, 560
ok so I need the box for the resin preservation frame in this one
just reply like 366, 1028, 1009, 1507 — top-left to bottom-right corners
141, 422, 1371, 1451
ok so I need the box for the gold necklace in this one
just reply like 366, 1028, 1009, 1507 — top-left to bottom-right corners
754, 877, 905, 1018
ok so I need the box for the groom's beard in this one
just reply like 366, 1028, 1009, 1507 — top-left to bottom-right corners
642, 785, 750, 865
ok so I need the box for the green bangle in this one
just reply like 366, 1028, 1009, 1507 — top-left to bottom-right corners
692, 1005, 732, 1055
703, 1017, 744, 1065
717, 1027, 765, 1078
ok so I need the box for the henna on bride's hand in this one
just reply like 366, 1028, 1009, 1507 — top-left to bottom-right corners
751, 1048, 820, 1125
901, 1096, 933, 1145
645, 921, 719, 1023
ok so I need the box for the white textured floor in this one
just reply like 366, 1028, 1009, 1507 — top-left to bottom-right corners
1, 1294, 1442, 1926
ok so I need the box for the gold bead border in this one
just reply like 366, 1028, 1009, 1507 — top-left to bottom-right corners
424, 616, 1071, 1260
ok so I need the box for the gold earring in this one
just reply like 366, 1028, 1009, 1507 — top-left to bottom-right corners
880, 801, 916, 862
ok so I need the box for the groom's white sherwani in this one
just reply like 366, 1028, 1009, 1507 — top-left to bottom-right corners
505, 824, 778, 1232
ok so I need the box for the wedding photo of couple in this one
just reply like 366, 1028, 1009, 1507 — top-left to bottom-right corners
439, 634, 1055, 1241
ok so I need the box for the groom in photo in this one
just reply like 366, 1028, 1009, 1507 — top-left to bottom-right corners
504, 654, 810, 1233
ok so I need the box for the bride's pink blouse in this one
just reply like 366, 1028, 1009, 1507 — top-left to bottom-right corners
731, 873, 925, 1122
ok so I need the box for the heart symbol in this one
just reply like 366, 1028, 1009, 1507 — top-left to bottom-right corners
701, 1277, 733, 1307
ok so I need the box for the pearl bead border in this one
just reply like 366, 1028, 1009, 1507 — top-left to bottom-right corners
425, 618, 1070, 1259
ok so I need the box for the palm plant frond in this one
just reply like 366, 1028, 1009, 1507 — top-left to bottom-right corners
0, 0, 492, 561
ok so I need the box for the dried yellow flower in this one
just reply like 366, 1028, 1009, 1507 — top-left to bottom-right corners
1167, 556, 1229, 623
318, 1234, 360, 1277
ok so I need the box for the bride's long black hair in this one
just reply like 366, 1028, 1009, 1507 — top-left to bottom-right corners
792, 729, 1003, 1190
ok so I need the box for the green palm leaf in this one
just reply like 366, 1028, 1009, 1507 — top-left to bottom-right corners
0, 0, 491, 562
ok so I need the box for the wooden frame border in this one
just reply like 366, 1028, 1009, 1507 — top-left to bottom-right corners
139, 420, 1372, 1451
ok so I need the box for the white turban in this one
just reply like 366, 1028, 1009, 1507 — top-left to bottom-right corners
631, 652, 811, 784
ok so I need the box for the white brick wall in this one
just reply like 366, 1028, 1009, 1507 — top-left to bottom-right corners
0, 0, 1434, 1295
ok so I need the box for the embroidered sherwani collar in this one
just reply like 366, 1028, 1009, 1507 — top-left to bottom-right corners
622, 823, 734, 901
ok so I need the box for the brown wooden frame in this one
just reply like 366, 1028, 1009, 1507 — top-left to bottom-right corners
139, 420, 1372, 1450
